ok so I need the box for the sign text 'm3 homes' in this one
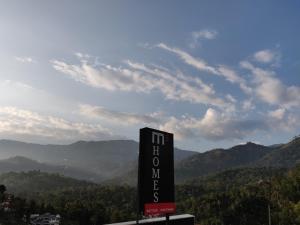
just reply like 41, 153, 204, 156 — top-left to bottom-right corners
138, 128, 175, 216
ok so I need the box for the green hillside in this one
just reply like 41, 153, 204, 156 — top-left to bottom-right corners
175, 142, 273, 183
0, 170, 94, 198
106, 137, 300, 185
0, 156, 103, 182
2, 165, 300, 225
186, 167, 286, 190
255, 136, 300, 167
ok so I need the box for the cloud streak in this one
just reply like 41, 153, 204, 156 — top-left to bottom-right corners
51, 57, 230, 108
253, 49, 280, 65
157, 43, 219, 74
189, 29, 218, 48
126, 61, 229, 108
157, 43, 252, 94
79, 104, 161, 126
0, 107, 114, 143
15, 57, 36, 63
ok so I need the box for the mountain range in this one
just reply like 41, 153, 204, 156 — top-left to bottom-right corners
178, 136, 300, 183
175, 142, 272, 183
0, 139, 196, 181
107, 137, 300, 185
0, 136, 299, 184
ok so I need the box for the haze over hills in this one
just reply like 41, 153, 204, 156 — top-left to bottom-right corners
0, 136, 299, 185
107, 137, 300, 185
0, 156, 103, 182
0, 170, 94, 196
177, 137, 300, 183
107, 142, 272, 185
0, 139, 197, 180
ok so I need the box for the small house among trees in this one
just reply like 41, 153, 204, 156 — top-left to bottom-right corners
30, 213, 61, 225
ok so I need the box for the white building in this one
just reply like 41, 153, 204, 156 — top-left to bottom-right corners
30, 213, 61, 225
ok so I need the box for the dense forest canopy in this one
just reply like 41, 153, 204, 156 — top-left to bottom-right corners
1, 164, 300, 225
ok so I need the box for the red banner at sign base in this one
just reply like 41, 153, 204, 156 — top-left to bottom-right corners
144, 203, 176, 216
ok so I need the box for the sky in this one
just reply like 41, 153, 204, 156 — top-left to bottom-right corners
0, 0, 299, 152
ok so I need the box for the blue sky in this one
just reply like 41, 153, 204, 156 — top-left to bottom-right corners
0, 0, 299, 151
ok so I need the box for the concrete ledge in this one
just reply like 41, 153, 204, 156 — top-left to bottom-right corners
106, 214, 194, 225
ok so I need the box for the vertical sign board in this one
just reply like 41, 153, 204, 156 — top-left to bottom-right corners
138, 127, 175, 216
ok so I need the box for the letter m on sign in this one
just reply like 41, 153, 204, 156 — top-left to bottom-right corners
152, 132, 165, 145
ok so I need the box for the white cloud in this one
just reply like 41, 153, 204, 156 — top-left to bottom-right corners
52, 56, 231, 108
78, 103, 261, 142
79, 104, 161, 126
51, 59, 153, 92
157, 43, 219, 74
75, 52, 90, 59
268, 108, 286, 120
160, 108, 268, 141
226, 94, 237, 103
241, 61, 300, 108
266, 109, 300, 132
217, 65, 244, 84
192, 30, 218, 40
78, 103, 298, 142
78, 103, 272, 142
189, 29, 218, 48
242, 99, 255, 111
127, 61, 229, 108
15, 57, 36, 63
0, 106, 114, 143
157, 43, 252, 94
253, 49, 280, 64
217, 65, 252, 94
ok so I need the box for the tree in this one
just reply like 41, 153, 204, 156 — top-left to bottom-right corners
0, 184, 6, 202
0, 184, 6, 194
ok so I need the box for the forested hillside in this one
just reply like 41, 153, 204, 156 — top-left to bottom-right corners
175, 142, 273, 182
0, 137, 299, 224
0, 171, 94, 198
1, 164, 300, 225
255, 136, 300, 167
0, 156, 103, 182
108, 137, 300, 185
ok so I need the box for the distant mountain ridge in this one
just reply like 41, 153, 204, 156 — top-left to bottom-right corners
0, 139, 197, 180
108, 142, 274, 185
175, 137, 300, 183
108, 137, 300, 185
254, 136, 300, 167
175, 142, 273, 182
0, 137, 299, 185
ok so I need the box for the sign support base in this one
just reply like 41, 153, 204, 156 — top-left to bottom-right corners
105, 214, 194, 225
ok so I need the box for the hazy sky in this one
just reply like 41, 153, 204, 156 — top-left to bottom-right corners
0, 0, 299, 151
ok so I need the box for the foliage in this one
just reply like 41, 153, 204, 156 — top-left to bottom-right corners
0, 165, 300, 224
0, 171, 94, 198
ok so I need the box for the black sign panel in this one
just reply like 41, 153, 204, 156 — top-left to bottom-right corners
138, 127, 175, 216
